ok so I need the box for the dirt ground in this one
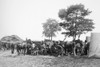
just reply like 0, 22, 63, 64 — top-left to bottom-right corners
0, 50, 100, 67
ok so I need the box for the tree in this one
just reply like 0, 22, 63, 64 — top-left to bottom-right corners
59, 4, 94, 41
42, 18, 61, 41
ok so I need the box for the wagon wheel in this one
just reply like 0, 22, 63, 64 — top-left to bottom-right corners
75, 47, 82, 56
51, 45, 64, 56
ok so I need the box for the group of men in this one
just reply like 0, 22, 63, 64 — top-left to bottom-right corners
0, 39, 90, 57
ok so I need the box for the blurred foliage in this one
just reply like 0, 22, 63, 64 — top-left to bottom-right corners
42, 18, 61, 40
58, 4, 94, 40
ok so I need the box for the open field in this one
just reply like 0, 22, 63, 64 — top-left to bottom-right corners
0, 50, 100, 67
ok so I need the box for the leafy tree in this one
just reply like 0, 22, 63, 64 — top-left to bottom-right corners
59, 4, 94, 41
42, 18, 61, 41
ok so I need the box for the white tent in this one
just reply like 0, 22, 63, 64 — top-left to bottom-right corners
88, 33, 100, 57
0, 35, 23, 44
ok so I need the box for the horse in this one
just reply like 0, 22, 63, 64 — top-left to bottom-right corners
15, 42, 27, 55
10, 43, 16, 54
10, 42, 29, 55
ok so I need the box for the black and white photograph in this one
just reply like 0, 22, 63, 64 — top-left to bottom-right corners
0, 0, 99, 67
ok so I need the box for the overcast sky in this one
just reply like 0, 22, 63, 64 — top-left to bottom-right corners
0, 0, 100, 41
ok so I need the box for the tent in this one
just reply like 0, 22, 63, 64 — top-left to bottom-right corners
88, 33, 100, 57
0, 35, 23, 44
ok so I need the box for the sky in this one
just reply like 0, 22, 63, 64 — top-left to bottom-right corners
0, 0, 100, 41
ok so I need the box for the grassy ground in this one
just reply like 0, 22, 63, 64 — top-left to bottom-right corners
0, 50, 100, 67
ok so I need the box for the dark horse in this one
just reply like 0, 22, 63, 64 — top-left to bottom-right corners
16, 42, 28, 55
11, 42, 32, 55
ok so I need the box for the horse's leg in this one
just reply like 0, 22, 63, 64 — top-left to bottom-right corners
21, 47, 24, 54
24, 47, 27, 55
16, 46, 20, 55
21, 48, 23, 54
73, 46, 77, 56
11, 45, 14, 54
65, 48, 69, 56
11, 48, 14, 54
23, 47, 26, 55
17, 49, 19, 55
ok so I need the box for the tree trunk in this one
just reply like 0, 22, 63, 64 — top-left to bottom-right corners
51, 36, 52, 41
73, 34, 77, 56
73, 35, 76, 41
78, 34, 81, 39
63, 35, 67, 41
49, 37, 50, 40
73, 46, 77, 56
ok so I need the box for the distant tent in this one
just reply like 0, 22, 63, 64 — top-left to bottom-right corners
0, 35, 23, 44
88, 33, 100, 57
